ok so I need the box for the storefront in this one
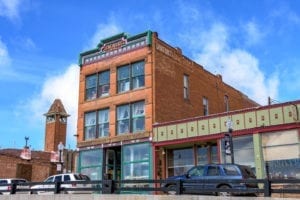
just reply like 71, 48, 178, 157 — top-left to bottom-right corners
155, 134, 256, 178
77, 142, 152, 181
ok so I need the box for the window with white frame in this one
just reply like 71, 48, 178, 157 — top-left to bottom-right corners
203, 97, 209, 116
84, 108, 109, 140
84, 112, 96, 140
117, 101, 145, 134
183, 74, 189, 99
117, 60, 145, 93
98, 109, 109, 137
85, 70, 110, 100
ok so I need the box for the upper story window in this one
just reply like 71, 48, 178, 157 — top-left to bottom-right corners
183, 74, 189, 99
224, 95, 229, 112
117, 101, 145, 135
203, 97, 209, 116
85, 70, 110, 100
117, 60, 145, 93
84, 108, 109, 140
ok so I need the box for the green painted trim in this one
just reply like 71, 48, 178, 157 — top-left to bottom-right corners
253, 134, 266, 179
78, 48, 98, 67
98, 32, 128, 48
78, 30, 153, 67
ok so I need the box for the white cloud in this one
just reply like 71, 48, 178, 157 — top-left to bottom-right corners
0, 38, 11, 67
0, 0, 22, 21
194, 23, 279, 105
243, 21, 264, 46
86, 22, 122, 49
26, 64, 79, 149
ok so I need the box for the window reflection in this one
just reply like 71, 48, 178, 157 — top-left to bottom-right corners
117, 60, 145, 93
167, 148, 194, 177
79, 149, 103, 180
122, 143, 150, 180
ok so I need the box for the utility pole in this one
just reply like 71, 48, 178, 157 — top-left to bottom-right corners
225, 119, 234, 164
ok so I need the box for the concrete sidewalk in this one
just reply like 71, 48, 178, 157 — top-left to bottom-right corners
0, 195, 297, 200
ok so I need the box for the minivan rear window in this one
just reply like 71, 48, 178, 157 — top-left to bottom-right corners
223, 165, 240, 176
239, 166, 256, 178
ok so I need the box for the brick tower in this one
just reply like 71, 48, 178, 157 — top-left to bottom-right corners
44, 99, 70, 152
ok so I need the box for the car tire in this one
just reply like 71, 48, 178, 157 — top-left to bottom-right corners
167, 184, 177, 195
217, 185, 231, 196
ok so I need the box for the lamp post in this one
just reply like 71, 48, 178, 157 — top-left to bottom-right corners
57, 142, 64, 174
225, 119, 234, 164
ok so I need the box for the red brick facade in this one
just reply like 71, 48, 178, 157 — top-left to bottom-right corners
0, 149, 55, 181
153, 35, 257, 123
77, 31, 258, 147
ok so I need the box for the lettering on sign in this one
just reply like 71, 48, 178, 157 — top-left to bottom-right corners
101, 38, 127, 53
156, 43, 180, 62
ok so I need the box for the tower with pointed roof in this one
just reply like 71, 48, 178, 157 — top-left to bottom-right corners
44, 99, 70, 152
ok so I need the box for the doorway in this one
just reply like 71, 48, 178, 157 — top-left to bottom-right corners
104, 147, 121, 180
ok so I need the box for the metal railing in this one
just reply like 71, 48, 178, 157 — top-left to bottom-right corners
0, 178, 299, 197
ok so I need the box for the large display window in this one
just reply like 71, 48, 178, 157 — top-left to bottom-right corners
262, 130, 300, 179
122, 143, 152, 180
167, 148, 194, 177
221, 135, 255, 168
78, 149, 103, 180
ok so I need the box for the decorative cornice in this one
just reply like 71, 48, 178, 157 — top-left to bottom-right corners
79, 31, 152, 67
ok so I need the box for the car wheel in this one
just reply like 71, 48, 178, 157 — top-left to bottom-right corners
217, 185, 231, 196
167, 184, 177, 195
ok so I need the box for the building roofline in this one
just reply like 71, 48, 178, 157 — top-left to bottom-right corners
153, 99, 300, 127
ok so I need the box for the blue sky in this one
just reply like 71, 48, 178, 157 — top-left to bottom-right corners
0, 0, 300, 150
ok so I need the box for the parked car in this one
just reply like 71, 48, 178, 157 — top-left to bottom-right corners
0, 178, 29, 195
30, 173, 91, 194
162, 163, 258, 196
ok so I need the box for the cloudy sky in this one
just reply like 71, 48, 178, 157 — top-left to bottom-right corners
0, 0, 299, 150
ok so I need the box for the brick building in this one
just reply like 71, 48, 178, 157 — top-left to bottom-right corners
0, 99, 75, 181
153, 100, 300, 180
76, 31, 258, 180
0, 149, 55, 181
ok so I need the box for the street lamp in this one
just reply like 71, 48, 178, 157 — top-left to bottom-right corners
57, 142, 64, 174
225, 118, 234, 164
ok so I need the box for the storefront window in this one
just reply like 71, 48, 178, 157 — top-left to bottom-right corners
221, 135, 255, 168
266, 158, 300, 179
197, 144, 218, 165
197, 146, 208, 165
122, 143, 151, 180
78, 149, 103, 180
262, 130, 300, 179
167, 148, 194, 177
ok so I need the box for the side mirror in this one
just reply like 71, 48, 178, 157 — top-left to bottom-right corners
185, 173, 191, 178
